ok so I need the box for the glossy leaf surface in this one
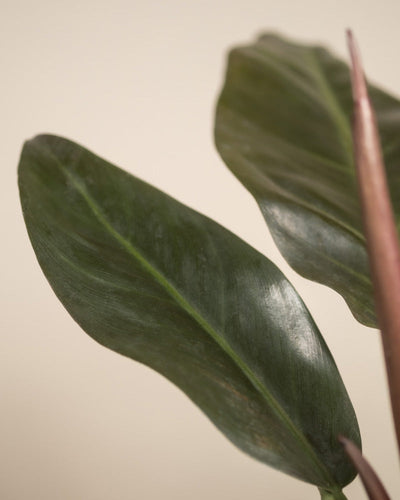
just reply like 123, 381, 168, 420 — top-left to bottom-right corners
215, 33, 400, 327
19, 135, 360, 489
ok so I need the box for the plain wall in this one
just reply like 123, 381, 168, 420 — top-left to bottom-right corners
2, 1, 400, 499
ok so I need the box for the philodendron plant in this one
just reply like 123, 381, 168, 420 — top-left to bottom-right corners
18, 31, 400, 500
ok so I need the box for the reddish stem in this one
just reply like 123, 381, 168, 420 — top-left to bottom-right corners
347, 30, 400, 455
339, 437, 391, 500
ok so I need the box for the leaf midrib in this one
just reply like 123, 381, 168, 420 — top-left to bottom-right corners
306, 49, 354, 166
217, 127, 365, 245
244, 41, 354, 166
42, 146, 338, 488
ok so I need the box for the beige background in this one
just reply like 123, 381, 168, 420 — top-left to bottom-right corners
2, 0, 400, 499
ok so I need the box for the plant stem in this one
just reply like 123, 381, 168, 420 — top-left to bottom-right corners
319, 488, 348, 500
339, 437, 391, 500
347, 30, 400, 456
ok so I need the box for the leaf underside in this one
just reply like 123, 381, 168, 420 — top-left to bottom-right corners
19, 134, 360, 489
215, 33, 400, 328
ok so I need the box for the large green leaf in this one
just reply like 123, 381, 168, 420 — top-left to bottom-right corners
215, 33, 400, 328
19, 134, 360, 491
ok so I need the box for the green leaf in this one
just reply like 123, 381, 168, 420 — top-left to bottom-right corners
18, 134, 360, 490
215, 33, 400, 328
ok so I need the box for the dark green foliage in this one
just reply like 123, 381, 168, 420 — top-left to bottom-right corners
215, 33, 400, 328
19, 134, 360, 491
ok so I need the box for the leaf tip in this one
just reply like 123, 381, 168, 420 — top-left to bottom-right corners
347, 30, 368, 103
339, 435, 391, 500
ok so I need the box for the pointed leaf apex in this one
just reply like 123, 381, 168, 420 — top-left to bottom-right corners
339, 436, 391, 500
347, 30, 368, 103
